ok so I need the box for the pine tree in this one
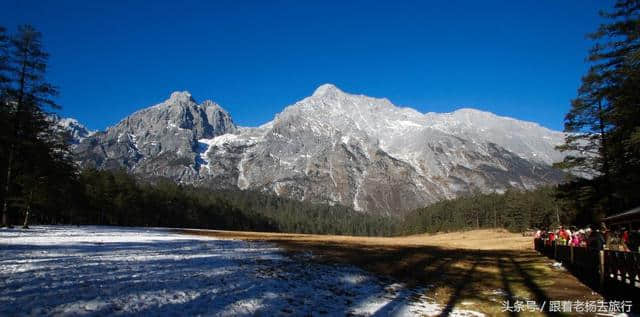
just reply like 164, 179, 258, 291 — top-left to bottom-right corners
0, 25, 11, 227
20, 120, 77, 228
600, 1, 640, 210
1, 25, 62, 227
556, 0, 640, 216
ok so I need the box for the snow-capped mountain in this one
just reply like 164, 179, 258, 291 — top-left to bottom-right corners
73, 85, 565, 214
51, 115, 96, 144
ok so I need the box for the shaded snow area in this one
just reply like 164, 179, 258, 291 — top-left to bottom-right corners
196, 139, 214, 170
0, 226, 484, 316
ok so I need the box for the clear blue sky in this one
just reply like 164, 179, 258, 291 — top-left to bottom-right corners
2, 0, 606, 131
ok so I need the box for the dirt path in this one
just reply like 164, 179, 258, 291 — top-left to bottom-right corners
180, 229, 602, 316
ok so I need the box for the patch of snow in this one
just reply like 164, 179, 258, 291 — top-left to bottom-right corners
208, 133, 258, 149
394, 120, 423, 129
129, 134, 140, 152
197, 139, 215, 171
237, 154, 250, 190
353, 169, 368, 211
1, 226, 484, 316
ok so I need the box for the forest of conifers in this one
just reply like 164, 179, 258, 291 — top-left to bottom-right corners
1, 0, 639, 236
21, 167, 565, 236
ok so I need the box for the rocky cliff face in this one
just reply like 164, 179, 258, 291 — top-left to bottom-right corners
73, 85, 565, 214
74, 91, 236, 182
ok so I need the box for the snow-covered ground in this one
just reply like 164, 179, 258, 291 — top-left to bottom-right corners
0, 226, 483, 316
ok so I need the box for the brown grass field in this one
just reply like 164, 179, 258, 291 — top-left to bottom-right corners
180, 228, 602, 316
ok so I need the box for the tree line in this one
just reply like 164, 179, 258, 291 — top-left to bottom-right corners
3, 160, 571, 236
401, 187, 571, 235
21, 167, 398, 236
26, 166, 577, 235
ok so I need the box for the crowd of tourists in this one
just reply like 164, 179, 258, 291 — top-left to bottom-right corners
535, 224, 640, 253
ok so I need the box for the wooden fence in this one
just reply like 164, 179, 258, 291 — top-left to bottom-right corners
534, 239, 640, 289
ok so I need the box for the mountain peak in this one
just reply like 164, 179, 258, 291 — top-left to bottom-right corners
168, 91, 195, 103
201, 99, 224, 110
312, 84, 344, 97
53, 115, 95, 144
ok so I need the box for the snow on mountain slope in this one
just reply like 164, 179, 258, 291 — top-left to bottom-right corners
430, 108, 565, 164
281, 84, 563, 166
51, 115, 96, 144
73, 85, 566, 214
195, 84, 564, 214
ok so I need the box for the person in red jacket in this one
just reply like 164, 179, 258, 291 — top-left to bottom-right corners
558, 226, 569, 245
621, 227, 630, 251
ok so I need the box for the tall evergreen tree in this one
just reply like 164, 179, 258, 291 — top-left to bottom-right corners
0, 26, 10, 226
556, 0, 640, 216
601, 0, 640, 210
17, 121, 77, 228
1, 25, 61, 227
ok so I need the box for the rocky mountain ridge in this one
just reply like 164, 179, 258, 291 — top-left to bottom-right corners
51, 115, 95, 144
70, 84, 566, 214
